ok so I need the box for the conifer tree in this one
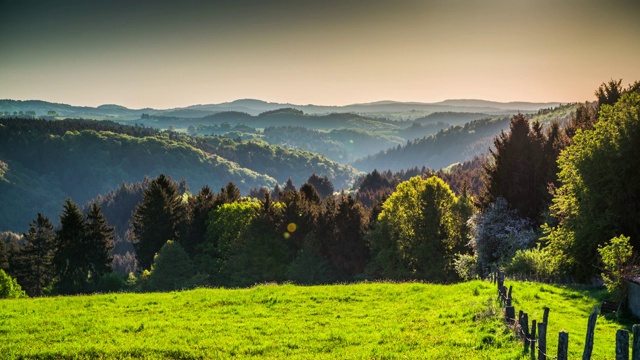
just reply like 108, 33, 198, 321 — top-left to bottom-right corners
0, 237, 8, 272
84, 202, 115, 281
307, 173, 334, 198
481, 114, 559, 224
132, 174, 185, 270
214, 182, 241, 208
54, 198, 89, 294
283, 178, 296, 193
181, 185, 216, 257
325, 195, 369, 279
18, 213, 56, 296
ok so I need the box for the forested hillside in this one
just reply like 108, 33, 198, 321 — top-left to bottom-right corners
352, 117, 510, 172
0, 118, 360, 232
141, 108, 400, 132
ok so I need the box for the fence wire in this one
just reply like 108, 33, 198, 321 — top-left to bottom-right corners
505, 315, 559, 360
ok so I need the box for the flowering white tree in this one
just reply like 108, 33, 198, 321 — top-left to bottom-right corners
468, 197, 537, 274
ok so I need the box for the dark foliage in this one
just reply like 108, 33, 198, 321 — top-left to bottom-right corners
132, 174, 185, 271
481, 114, 564, 224
15, 214, 56, 296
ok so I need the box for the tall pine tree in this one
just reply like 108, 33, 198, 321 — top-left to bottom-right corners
17, 213, 56, 296
181, 185, 216, 257
132, 174, 185, 270
54, 198, 89, 294
481, 114, 560, 224
84, 202, 115, 282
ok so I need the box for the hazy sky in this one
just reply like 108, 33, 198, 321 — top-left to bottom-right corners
1, 0, 639, 109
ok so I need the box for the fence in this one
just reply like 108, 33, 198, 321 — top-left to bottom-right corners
492, 271, 640, 360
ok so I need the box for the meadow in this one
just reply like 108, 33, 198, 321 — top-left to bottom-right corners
0, 281, 632, 359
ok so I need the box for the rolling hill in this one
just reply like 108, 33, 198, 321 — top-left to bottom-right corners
0, 118, 360, 232
0, 98, 562, 120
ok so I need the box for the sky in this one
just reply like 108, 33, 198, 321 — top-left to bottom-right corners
1, 0, 639, 109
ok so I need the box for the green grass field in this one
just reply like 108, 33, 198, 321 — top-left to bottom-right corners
0, 281, 633, 359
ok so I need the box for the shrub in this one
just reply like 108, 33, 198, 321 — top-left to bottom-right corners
597, 235, 638, 303
505, 246, 558, 282
0, 269, 27, 299
146, 240, 195, 292
453, 253, 478, 281
96, 272, 127, 293
468, 197, 537, 275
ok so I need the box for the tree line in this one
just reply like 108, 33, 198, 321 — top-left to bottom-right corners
2, 78, 639, 298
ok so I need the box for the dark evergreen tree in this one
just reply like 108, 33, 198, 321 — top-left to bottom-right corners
595, 78, 623, 110
299, 183, 321, 204
325, 195, 369, 279
214, 182, 241, 208
54, 198, 89, 294
17, 214, 56, 296
358, 169, 391, 192
181, 185, 216, 257
84, 202, 115, 282
271, 183, 282, 201
0, 237, 8, 272
307, 173, 334, 198
481, 114, 558, 224
132, 174, 185, 270
564, 103, 598, 140
2, 232, 22, 277
283, 178, 296, 193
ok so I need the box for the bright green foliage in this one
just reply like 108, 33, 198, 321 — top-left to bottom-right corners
0, 269, 26, 299
132, 174, 185, 271
146, 240, 195, 292
505, 246, 559, 282
597, 235, 636, 301
199, 199, 261, 281
370, 176, 475, 281
547, 92, 640, 279
453, 253, 478, 281
0, 281, 627, 359
220, 199, 290, 287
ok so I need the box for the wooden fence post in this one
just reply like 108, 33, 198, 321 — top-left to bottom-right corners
557, 331, 569, 360
582, 306, 599, 360
633, 324, 640, 360
530, 319, 537, 360
506, 306, 516, 324
523, 312, 530, 353
543, 307, 550, 326
617, 329, 630, 360
538, 322, 547, 360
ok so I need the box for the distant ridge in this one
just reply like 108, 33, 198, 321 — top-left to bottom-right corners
0, 98, 563, 120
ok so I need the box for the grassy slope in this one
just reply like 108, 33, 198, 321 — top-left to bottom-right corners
0, 281, 631, 359
507, 281, 634, 359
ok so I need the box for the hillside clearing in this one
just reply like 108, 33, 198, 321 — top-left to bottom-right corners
0, 281, 629, 359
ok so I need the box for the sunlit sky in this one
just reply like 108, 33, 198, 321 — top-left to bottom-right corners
1, 0, 639, 109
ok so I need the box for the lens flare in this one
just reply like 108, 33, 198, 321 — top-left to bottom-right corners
287, 223, 297, 233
